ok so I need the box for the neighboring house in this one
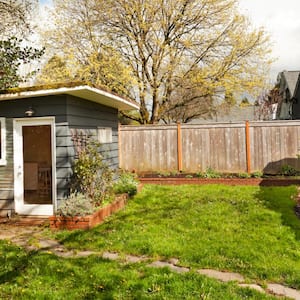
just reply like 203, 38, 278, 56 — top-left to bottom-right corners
276, 70, 300, 119
0, 84, 138, 217
190, 105, 256, 124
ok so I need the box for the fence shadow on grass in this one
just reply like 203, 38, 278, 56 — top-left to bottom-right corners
255, 179, 300, 241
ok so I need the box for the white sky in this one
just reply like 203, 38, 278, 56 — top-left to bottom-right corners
239, 0, 300, 83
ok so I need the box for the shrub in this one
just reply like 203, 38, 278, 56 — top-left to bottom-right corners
280, 164, 298, 176
72, 141, 114, 206
56, 193, 93, 217
113, 171, 139, 196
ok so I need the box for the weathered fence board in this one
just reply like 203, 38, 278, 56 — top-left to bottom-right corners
119, 121, 300, 173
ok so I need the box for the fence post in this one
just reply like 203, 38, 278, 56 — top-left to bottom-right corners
245, 120, 251, 174
177, 122, 183, 172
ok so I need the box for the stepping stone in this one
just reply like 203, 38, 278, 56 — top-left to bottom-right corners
148, 261, 189, 273
53, 251, 75, 258
267, 283, 300, 300
76, 251, 97, 257
239, 283, 265, 293
125, 254, 147, 263
197, 269, 244, 282
39, 239, 62, 249
102, 251, 119, 260
169, 258, 179, 265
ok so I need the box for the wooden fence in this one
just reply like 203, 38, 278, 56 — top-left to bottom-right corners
119, 121, 300, 174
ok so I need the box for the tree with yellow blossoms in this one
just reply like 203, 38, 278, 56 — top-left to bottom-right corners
41, 0, 273, 124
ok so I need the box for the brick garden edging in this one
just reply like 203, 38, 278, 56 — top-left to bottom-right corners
49, 194, 128, 230
139, 177, 300, 186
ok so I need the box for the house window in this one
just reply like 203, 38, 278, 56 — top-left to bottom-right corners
0, 118, 7, 165
97, 127, 112, 144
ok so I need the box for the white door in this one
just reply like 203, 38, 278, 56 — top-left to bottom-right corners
14, 117, 56, 215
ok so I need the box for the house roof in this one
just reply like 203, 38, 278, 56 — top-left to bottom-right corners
281, 71, 300, 96
0, 83, 139, 111
190, 105, 256, 124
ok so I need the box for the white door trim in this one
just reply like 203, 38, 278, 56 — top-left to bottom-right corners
13, 117, 56, 216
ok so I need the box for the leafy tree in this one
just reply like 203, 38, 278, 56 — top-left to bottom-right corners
0, 1, 44, 89
35, 55, 74, 84
0, 37, 44, 90
0, 0, 32, 38
36, 49, 132, 96
44, 0, 273, 124
39, 0, 133, 94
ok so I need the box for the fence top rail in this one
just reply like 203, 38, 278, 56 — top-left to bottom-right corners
120, 125, 178, 131
249, 120, 300, 127
120, 120, 300, 130
120, 123, 245, 130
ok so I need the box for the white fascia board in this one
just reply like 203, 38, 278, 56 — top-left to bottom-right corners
0, 85, 139, 111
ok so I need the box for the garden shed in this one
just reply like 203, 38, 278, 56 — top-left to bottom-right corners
0, 84, 139, 217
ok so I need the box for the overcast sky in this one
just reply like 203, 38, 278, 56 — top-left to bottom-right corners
38, 0, 299, 83
239, 0, 300, 83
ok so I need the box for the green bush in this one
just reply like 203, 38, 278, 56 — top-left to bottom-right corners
72, 141, 114, 206
113, 171, 139, 196
56, 193, 93, 217
280, 164, 298, 176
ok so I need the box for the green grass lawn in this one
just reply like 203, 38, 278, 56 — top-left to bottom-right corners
1, 184, 300, 299
53, 185, 300, 289
0, 239, 278, 299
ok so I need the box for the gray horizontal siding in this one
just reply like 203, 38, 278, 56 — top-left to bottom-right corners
54, 97, 120, 203
55, 123, 74, 201
67, 116, 117, 128
0, 96, 67, 122
0, 118, 14, 214
0, 194, 14, 206
66, 95, 119, 169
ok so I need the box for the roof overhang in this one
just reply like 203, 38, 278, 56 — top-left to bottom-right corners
0, 85, 139, 111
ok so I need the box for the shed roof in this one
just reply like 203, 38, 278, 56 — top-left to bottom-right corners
0, 83, 139, 111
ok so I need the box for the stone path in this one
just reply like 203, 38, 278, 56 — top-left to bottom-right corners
1, 224, 300, 300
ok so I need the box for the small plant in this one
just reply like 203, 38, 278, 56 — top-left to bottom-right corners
280, 164, 298, 176
195, 172, 205, 178
113, 171, 139, 196
237, 172, 251, 179
204, 167, 221, 179
185, 174, 193, 178
170, 170, 180, 176
56, 193, 93, 217
157, 171, 171, 177
251, 171, 263, 178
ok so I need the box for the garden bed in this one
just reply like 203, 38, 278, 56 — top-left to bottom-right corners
139, 176, 300, 186
49, 194, 128, 230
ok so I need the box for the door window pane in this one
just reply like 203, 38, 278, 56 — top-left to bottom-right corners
23, 125, 52, 205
